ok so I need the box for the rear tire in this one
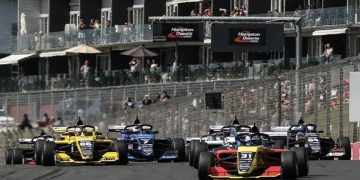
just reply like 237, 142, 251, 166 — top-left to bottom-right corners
189, 140, 199, 167
198, 152, 214, 180
12, 148, 23, 165
281, 151, 298, 179
293, 147, 309, 176
35, 140, 44, 165
194, 142, 208, 169
42, 141, 56, 166
5, 148, 13, 165
115, 140, 128, 165
173, 138, 186, 162
338, 136, 351, 160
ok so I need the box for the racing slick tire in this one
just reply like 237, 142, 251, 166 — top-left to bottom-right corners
338, 136, 351, 160
173, 138, 186, 162
115, 140, 128, 165
42, 141, 56, 166
12, 148, 24, 165
5, 148, 13, 165
293, 147, 309, 176
189, 140, 200, 167
34, 139, 44, 165
194, 142, 208, 169
281, 151, 298, 179
185, 146, 190, 162
198, 152, 214, 180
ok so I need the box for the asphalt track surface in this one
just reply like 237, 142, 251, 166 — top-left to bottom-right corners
0, 160, 359, 180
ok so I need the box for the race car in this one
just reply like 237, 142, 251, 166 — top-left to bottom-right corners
107, 124, 185, 162
35, 125, 128, 166
5, 133, 55, 165
264, 124, 351, 160
189, 125, 253, 168
197, 133, 309, 180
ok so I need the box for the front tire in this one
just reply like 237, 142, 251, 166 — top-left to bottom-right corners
5, 148, 13, 165
185, 146, 190, 162
42, 141, 56, 166
338, 136, 351, 160
198, 152, 214, 180
189, 140, 199, 167
293, 147, 309, 176
173, 138, 185, 162
115, 140, 128, 165
12, 148, 23, 165
281, 151, 298, 179
194, 142, 208, 169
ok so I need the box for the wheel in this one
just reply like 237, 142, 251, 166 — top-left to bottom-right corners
185, 146, 190, 162
42, 141, 56, 166
173, 138, 185, 162
34, 140, 44, 165
194, 142, 208, 169
293, 147, 309, 176
115, 140, 128, 165
281, 151, 298, 179
198, 152, 214, 180
189, 140, 199, 167
12, 148, 24, 165
5, 148, 13, 165
338, 136, 351, 160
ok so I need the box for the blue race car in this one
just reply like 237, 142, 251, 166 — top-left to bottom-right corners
107, 124, 185, 162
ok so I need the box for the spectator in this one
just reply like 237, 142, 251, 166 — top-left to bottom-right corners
219, 8, 227, 16
190, 9, 198, 16
129, 58, 139, 73
273, 9, 279, 17
143, 95, 152, 105
293, 6, 302, 17
37, 113, 50, 128
124, 97, 135, 109
89, 19, 95, 29
80, 60, 92, 87
321, 43, 334, 63
53, 116, 64, 127
160, 90, 170, 102
240, 5, 247, 15
231, 7, 240, 16
153, 92, 161, 103
18, 114, 32, 131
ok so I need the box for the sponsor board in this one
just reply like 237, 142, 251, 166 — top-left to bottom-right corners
153, 22, 204, 42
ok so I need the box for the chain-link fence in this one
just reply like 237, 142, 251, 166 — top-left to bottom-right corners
1, 57, 360, 146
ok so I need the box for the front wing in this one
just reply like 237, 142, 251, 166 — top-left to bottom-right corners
209, 166, 281, 179
56, 151, 120, 164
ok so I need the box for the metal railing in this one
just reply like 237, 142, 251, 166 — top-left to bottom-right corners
0, 56, 358, 143
249, 6, 355, 29
9, 24, 153, 52
0, 56, 334, 93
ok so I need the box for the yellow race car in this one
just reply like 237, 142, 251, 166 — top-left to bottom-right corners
35, 125, 128, 166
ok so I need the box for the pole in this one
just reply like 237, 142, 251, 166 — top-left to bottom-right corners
294, 19, 302, 122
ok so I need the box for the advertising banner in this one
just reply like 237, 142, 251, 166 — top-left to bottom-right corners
153, 22, 204, 42
212, 23, 284, 52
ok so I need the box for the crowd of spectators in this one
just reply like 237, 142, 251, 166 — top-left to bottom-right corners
189, 4, 248, 17
123, 90, 171, 110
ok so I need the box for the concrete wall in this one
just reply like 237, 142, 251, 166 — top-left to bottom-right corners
0, 0, 17, 54
19, 0, 41, 34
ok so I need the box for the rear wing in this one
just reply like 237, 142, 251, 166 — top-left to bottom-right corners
53, 127, 67, 133
107, 125, 125, 132
18, 138, 33, 144
262, 126, 290, 137
209, 125, 224, 132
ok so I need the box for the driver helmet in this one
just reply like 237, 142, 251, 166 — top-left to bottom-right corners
251, 135, 261, 145
132, 126, 141, 133
244, 135, 251, 146
74, 128, 82, 136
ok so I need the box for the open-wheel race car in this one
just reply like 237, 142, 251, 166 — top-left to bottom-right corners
33, 124, 129, 166
197, 133, 309, 180
189, 125, 254, 168
5, 133, 55, 165
107, 124, 185, 162
265, 124, 351, 160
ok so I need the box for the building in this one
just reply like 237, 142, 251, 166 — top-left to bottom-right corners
0, 0, 360, 91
